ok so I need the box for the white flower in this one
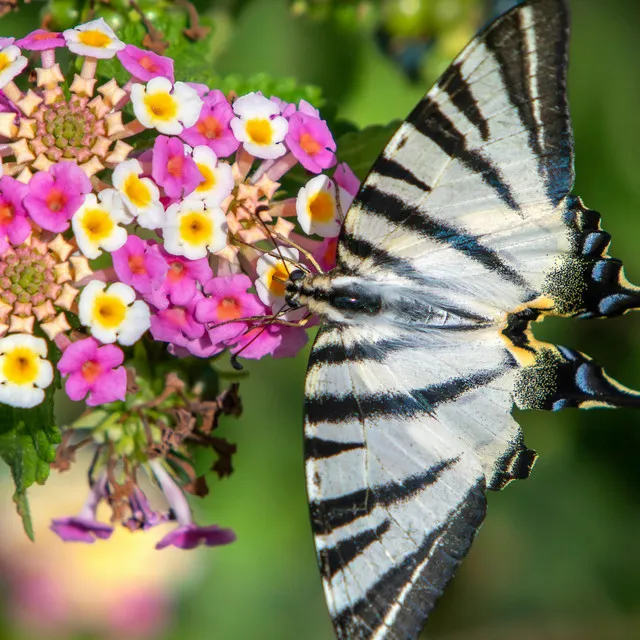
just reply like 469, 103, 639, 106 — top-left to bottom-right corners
0, 45, 27, 89
230, 93, 288, 159
130, 77, 203, 135
191, 146, 234, 206
112, 159, 164, 229
162, 198, 228, 260
79, 281, 150, 346
255, 247, 300, 310
72, 190, 128, 259
0, 334, 53, 408
62, 19, 125, 59
296, 174, 345, 238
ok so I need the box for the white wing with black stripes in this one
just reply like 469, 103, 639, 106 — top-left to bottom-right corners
295, 0, 640, 639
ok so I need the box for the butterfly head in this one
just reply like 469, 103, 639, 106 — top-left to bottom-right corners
285, 270, 383, 323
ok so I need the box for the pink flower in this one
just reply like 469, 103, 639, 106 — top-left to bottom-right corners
150, 291, 205, 348
24, 162, 91, 233
151, 136, 203, 199
116, 44, 174, 82
15, 30, 65, 51
314, 236, 339, 271
0, 176, 30, 252
57, 338, 127, 406
195, 274, 266, 344
144, 250, 212, 309
112, 237, 168, 295
270, 96, 296, 118
285, 108, 337, 173
333, 162, 360, 197
227, 322, 308, 361
180, 90, 239, 158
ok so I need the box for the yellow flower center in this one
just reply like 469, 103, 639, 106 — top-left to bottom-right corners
267, 263, 290, 298
197, 116, 222, 140
78, 30, 112, 48
308, 191, 335, 223
0, 202, 14, 225
217, 297, 241, 321
138, 55, 157, 72
81, 360, 102, 383
0, 53, 10, 73
299, 132, 322, 156
2, 347, 39, 385
179, 212, 213, 246
195, 163, 216, 192
82, 208, 114, 242
144, 92, 178, 121
124, 174, 151, 208
245, 118, 273, 146
93, 294, 127, 329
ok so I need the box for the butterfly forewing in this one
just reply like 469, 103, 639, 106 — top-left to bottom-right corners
303, 0, 640, 638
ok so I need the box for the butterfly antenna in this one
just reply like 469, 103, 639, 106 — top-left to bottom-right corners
254, 204, 292, 277
253, 205, 325, 275
229, 305, 311, 370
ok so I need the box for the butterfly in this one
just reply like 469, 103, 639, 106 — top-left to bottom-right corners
283, 0, 640, 638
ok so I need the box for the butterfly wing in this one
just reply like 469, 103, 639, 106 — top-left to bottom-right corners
338, 0, 640, 323
305, 0, 640, 638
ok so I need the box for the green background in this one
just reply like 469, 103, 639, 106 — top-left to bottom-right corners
2, 0, 640, 638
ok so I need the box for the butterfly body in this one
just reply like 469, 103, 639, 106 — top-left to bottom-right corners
292, 1, 640, 638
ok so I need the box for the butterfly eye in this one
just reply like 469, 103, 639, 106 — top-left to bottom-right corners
289, 269, 306, 283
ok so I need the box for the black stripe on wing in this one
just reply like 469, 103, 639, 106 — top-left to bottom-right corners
357, 183, 528, 287
310, 458, 457, 534
484, 0, 573, 203
438, 61, 491, 142
332, 481, 486, 640
405, 97, 520, 212
374, 155, 432, 193
305, 367, 508, 425
321, 520, 392, 580
305, 437, 364, 460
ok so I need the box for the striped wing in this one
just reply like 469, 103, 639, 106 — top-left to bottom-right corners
305, 323, 532, 639
306, 0, 640, 638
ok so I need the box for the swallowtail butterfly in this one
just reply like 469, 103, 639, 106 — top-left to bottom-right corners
285, 0, 640, 637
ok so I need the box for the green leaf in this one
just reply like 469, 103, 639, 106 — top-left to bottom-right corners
335, 120, 401, 180
0, 388, 61, 540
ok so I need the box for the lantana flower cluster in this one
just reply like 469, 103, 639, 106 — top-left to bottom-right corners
0, 20, 359, 548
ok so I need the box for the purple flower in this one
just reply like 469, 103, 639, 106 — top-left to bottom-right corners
24, 162, 91, 233
144, 249, 213, 309
116, 44, 174, 82
150, 291, 206, 348
50, 474, 113, 543
150, 460, 235, 551
15, 29, 65, 51
285, 109, 337, 173
0, 176, 30, 252
156, 524, 236, 550
125, 487, 167, 531
151, 136, 203, 199
180, 90, 239, 158
57, 337, 126, 406
112, 236, 168, 295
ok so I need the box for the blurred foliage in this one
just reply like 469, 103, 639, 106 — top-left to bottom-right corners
0, 0, 639, 639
